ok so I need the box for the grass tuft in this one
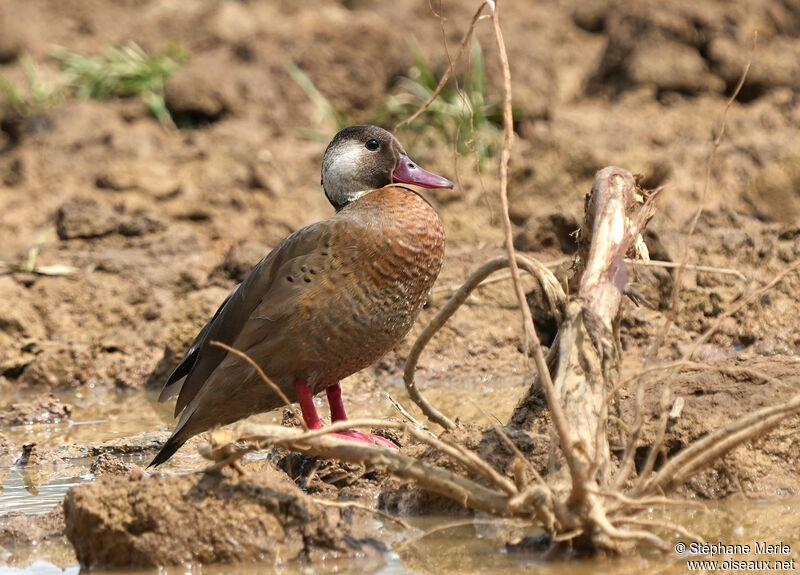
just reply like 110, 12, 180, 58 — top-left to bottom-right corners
0, 54, 64, 119
1, 43, 186, 129
385, 39, 502, 165
285, 59, 348, 140
53, 42, 186, 125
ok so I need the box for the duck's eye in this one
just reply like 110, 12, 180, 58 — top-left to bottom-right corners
365, 139, 380, 151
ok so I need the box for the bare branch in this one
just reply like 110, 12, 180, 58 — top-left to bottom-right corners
639, 393, 800, 494
589, 506, 670, 551
242, 419, 519, 497
238, 422, 522, 517
489, 0, 577, 489
613, 517, 704, 546
404, 254, 564, 430
626, 259, 747, 282
611, 381, 645, 489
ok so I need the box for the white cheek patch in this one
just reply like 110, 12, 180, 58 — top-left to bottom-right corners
327, 141, 366, 185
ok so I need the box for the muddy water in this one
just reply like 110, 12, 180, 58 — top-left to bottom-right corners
1, 386, 799, 574
4, 500, 799, 575
0, 377, 523, 516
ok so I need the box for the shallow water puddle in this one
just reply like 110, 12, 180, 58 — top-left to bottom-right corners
7, 499, 797, 575
2, 388, 799, 574
0, 389, 178, 520
0, 472, 82, 516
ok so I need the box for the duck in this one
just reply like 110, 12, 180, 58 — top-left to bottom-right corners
150, 125, 452, 467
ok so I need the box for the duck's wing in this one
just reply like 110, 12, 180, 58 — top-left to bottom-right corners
158, 218, 345, 417
157, 290, 234, 403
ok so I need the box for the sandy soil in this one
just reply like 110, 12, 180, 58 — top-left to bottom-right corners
1, 0, 799, 570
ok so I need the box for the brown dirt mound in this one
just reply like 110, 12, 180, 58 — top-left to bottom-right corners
63, 466, 384, 569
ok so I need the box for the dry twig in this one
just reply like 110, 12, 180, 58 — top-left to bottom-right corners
612, 517, 704, 546
646, 33, 757, 362
238, 422, 523, 517
625, 259, 747, 282
210, 340, 304, 429
395, 1, 493, 130
405, 253, 564, 429
638, 393, 800, 494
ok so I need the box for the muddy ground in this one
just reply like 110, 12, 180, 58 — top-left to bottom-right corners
1, 0, 799, 571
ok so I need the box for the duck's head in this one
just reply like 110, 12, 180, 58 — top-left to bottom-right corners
321, 125, 453, 210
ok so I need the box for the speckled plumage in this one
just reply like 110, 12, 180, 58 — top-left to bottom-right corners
151, 126, 450, 466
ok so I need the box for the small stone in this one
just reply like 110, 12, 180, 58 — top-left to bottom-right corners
211, 1, 257, 44
745, 155, 800, 225
165, 50, 238, 123
628, 41, 725, 94
117, 213, 165, 237
90, 453, 137, 477
95, 162, 180, 197
56, 201, 119, 240
56, 200, 163, 240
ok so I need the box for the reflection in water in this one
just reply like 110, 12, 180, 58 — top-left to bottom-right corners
3, 501, 797, 575
0, 390, 170, 517
1, 472, 82, 516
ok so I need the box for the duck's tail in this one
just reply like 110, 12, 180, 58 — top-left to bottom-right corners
148, 432, 187, 468
149, 409, 198, 468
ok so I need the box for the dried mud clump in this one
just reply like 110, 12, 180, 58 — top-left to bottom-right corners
56, 200, 164, 240
16, 343, 95, 390
214, 241, 271, 283
164, 51, 239, 124
89, 453, 137, 478
380, 426, 490, 516
0, 393, 72, 426
63, 468, 382, 569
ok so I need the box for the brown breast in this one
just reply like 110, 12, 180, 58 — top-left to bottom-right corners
288, 185, 445, 390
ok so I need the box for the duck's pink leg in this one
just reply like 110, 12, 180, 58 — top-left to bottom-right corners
325, 382, 397, 449
295, 379, 322, 430
326, 382, 348, 423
